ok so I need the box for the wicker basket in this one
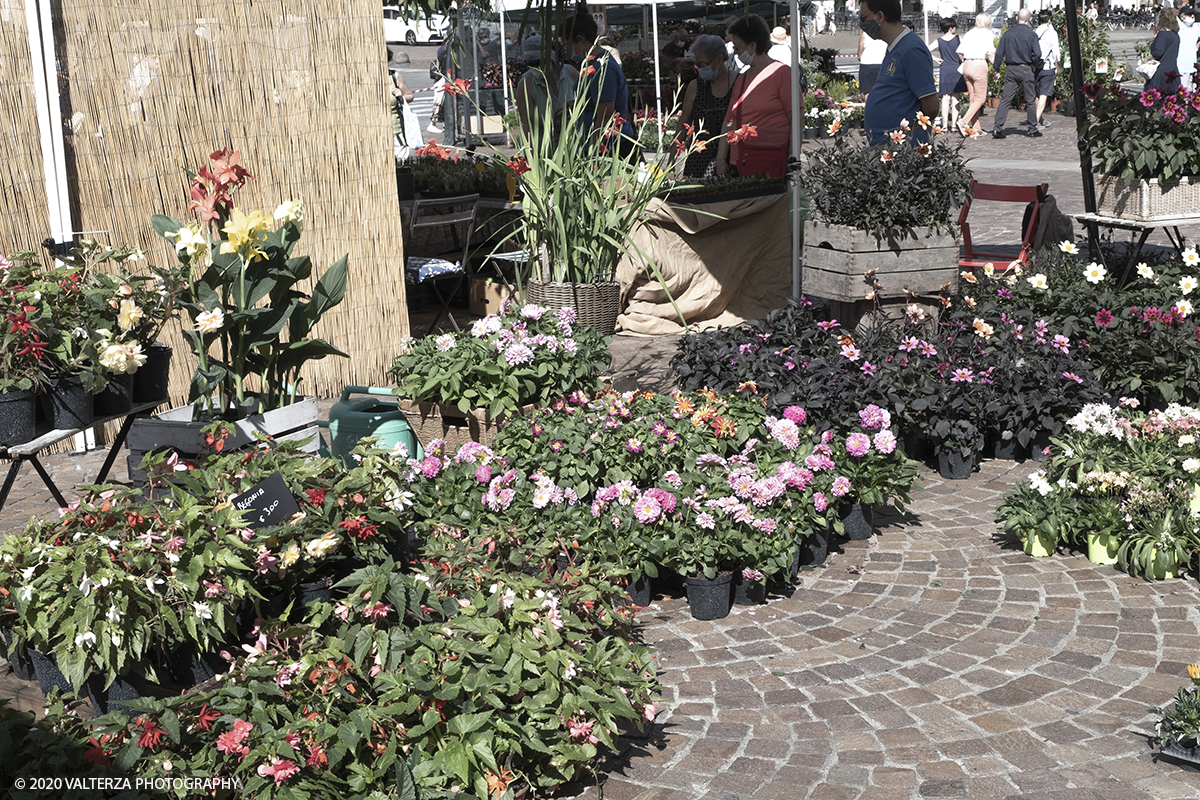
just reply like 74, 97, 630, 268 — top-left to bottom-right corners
398, 400, 533, 453
1095, 174, 1200, 221
526, 280, 622, 336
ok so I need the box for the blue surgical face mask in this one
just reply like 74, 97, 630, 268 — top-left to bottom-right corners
698, 65, 717, 80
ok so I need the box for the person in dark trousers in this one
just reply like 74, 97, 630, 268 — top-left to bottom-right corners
991, 8, 1042, 138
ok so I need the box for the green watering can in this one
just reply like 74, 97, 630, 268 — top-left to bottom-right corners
317, 386, 423, 465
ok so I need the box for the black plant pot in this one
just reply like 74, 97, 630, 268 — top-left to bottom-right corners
899, 433, 933, 463
799, 526, 831, 567
0, 389, 37, 447
48, 375, 94, 430
297, 578, 332, 609
840, 503, 875, 540
991, 435, 1023, 461
166, 644, 220, 687
93, 373, 134, 417
684, 572, 733, 621
626, 573, 652, 607
1, 628, 36, 682
1029, 433, 1052, 462
132, 343, 172, 404
937, 449, 976, 479
29, 649, 74, 699
732, 571, 767, 605
87, 672, 145, 717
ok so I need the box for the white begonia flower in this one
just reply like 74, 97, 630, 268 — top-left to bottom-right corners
1084, 262, 1107, 284
79, 577, 94, 597
194, 307, 224, 334
1180, 275, 1198, 296
18, 586, 32, 602
305, 531, 341, 559
1027, 273, 1048, 290
99, 535, 120, 551
117, 299, 144, 332
193, 602, 214, 620
21, 566, 36, 580
145, 577, 164, 595
1184, 458, 1200, 473
111, 631, 122, 647
273, 199, 304, 225
75, 631, 97, 649
106, 607, 123, 623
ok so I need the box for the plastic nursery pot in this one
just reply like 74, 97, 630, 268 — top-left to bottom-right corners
684, 572, 733, 621
1086, 532, 1119, 566
93, 373, 134, 417
626, 573, 652, 607
937, 449, 976, 480
840, 503, 875, 541
0, 389, 37, 447
798, 526, 831, 568
732, 570, 767, 606
1023, 532, 1054, 558
48, 375, 94, 430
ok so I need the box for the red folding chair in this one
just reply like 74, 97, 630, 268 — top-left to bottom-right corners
958, 181, 1049, 271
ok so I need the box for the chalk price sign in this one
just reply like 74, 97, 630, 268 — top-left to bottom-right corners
230, 471, 301, 529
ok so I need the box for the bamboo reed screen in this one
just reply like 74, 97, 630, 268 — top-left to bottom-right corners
0, 0, 409, 423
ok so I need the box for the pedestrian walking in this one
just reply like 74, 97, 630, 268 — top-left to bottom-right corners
1034, 10, 1060, 129
957, 13, 995, 135
990, 8, 1042, 139
930, 18, 967, 133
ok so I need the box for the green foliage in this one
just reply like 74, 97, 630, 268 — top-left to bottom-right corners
0, 252, 51, 393
151, 150, 348, 419
390, 304, 611, 420
1083, 78, 1200, 185
802, 120, 973, 240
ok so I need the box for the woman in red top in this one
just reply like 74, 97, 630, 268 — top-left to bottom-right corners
715, 15, 795, 178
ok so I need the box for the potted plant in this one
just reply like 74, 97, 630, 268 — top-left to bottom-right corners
828, 404, 923, 538
801, 116, 972, 315
1083, 80, 1200, 221
1155, 666, 1200, 762
390, 303, 611, 448
0, 252, 50, 446
128, 148, 349, 467
478, 62, 709, 335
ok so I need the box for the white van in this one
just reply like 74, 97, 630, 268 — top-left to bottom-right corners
383, 5, 449, 44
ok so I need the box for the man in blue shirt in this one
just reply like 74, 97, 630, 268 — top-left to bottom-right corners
861, 0, 938, 145
561, 10, 637, 158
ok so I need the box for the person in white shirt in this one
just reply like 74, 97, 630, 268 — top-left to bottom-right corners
1179, 5, 1199, 91
1034, 10, 1061, 129
768, 26, 792, 62
956, 13, 996, 134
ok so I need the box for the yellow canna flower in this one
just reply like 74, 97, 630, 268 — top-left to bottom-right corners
219, 207, 271, 262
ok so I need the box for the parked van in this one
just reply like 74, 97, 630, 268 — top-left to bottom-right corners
383, 5, 448, 44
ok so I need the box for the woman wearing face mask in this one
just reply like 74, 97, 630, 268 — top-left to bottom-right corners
679, 35, 735, 177
715, 14, 794, 178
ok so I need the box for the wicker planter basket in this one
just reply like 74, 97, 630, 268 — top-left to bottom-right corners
398, 400, 532, 453
1095, 174, 1200, 221
525, 280, 621, 336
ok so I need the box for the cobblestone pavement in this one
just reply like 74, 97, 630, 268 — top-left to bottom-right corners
564, 458, 1200, 800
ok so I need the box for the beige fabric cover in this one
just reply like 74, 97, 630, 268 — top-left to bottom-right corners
616, 192, 792, 335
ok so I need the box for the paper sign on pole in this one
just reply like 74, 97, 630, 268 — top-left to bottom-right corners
588, 4, 607, 34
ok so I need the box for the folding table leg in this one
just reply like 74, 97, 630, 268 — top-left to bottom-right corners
0, 460, 22, 513
98, 414, 138, 484
27, 456, 69, 508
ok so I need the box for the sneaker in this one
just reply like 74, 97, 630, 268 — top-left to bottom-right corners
1038, 120, 1052, 129
426, 123, 443, 133
991, 130, 1006, 139
1028, 129, 1043, 138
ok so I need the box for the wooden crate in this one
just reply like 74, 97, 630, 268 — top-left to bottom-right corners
802, 221, 960, 303
125, 398, 320, 484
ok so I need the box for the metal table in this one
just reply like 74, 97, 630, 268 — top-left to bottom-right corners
0, 398, 168, 512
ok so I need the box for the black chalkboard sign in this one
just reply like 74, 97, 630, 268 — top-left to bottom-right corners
230, 471, 301, 530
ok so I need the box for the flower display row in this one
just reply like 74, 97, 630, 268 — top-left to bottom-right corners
673, 243, 1200, 473
0, 432, 656, 798
996, 402, 1200, 579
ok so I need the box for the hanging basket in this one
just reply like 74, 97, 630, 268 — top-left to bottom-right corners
525, 280, 621, 336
